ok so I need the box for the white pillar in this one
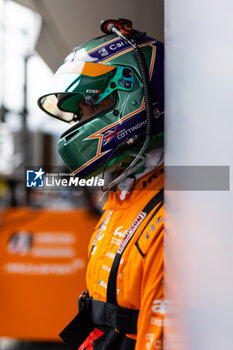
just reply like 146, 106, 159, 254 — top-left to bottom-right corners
165, 1, 233, 349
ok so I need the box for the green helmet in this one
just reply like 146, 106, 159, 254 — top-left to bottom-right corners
38, 32, 164, 179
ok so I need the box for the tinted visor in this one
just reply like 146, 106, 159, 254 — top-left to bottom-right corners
37, 61, 134, 123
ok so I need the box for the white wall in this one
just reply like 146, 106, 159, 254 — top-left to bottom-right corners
165, 1, 233, 349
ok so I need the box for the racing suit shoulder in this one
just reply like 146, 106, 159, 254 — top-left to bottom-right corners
135, 204, 164, 257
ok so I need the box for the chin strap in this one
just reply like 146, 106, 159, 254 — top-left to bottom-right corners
102, 153, 146, 191
99, 152, 146, 202
99, 146, 164, 203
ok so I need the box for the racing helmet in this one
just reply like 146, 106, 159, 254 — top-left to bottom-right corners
37, 23, 164, 179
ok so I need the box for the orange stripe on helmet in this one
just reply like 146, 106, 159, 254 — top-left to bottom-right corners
149, 45, 157, 79
55, 61, 116, 77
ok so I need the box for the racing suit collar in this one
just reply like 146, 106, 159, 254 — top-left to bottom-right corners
103, 163, 164, 210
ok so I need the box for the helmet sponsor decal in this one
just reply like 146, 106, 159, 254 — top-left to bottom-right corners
68, 37, 157, 65
86, 89, 101, 94
98, 47, 109, 57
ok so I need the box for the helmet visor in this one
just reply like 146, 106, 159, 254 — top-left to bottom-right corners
37, 61, 134, 123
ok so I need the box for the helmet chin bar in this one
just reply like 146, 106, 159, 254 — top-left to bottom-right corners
100, 19, 154, 191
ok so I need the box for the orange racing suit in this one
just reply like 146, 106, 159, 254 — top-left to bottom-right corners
87, 166, 164, 349
60, 166, 164, 350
